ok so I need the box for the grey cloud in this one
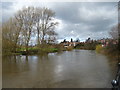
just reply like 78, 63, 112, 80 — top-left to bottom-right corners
51, 2, 117, 23
49, 2, 117, 41
1, 2, 118, 41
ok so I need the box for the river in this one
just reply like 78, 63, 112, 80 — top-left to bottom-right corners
2, 50, 118, 88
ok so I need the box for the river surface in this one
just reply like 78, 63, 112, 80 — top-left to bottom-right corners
2, 50, 118, 88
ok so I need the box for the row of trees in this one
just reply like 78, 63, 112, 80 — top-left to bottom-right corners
2, 7, 58, 53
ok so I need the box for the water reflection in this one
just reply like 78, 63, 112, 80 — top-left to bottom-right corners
3, 50, 117, 88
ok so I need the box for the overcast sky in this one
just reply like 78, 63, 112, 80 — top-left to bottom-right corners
1, 1, 118, 42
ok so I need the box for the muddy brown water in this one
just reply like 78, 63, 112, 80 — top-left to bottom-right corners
2, 50, 118, 88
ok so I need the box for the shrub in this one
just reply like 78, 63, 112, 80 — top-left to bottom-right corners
96, 45, 103, 53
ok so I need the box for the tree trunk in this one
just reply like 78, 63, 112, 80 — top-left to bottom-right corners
42, 32, 45, 44
26, 43, 28, 54
37, 28, 40, 45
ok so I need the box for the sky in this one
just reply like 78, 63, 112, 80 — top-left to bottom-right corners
1, 1, 118, 42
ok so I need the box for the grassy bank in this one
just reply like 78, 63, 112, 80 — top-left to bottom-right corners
15, 47, 59, 55
96, 44, 119, 59
2, 44, 70, 56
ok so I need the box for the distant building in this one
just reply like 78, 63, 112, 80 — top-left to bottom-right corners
60, 40, 80, 47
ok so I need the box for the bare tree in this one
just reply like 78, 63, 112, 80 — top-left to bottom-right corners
2, 18, 22, 52
35, 7, 58, 45
109, 24, 119, 39
2, 18, 14, 53
47, 30, 58, 44
34, 7, 42, 45
15, 7, 35, 52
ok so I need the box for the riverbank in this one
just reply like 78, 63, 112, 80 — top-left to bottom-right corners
3, 48, 59, 56
74, 43, 120, 60
2, 44, 73, 56
3, 43, 119, 60
96, 44, 120, 59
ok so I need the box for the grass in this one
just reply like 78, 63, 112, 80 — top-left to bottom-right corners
38, 48, 58, 53
3, 44, 64, 56
3, 44, 79, 56
14, 47, 59, 55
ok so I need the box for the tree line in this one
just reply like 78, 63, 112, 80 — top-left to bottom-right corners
2, 7, 58, 54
